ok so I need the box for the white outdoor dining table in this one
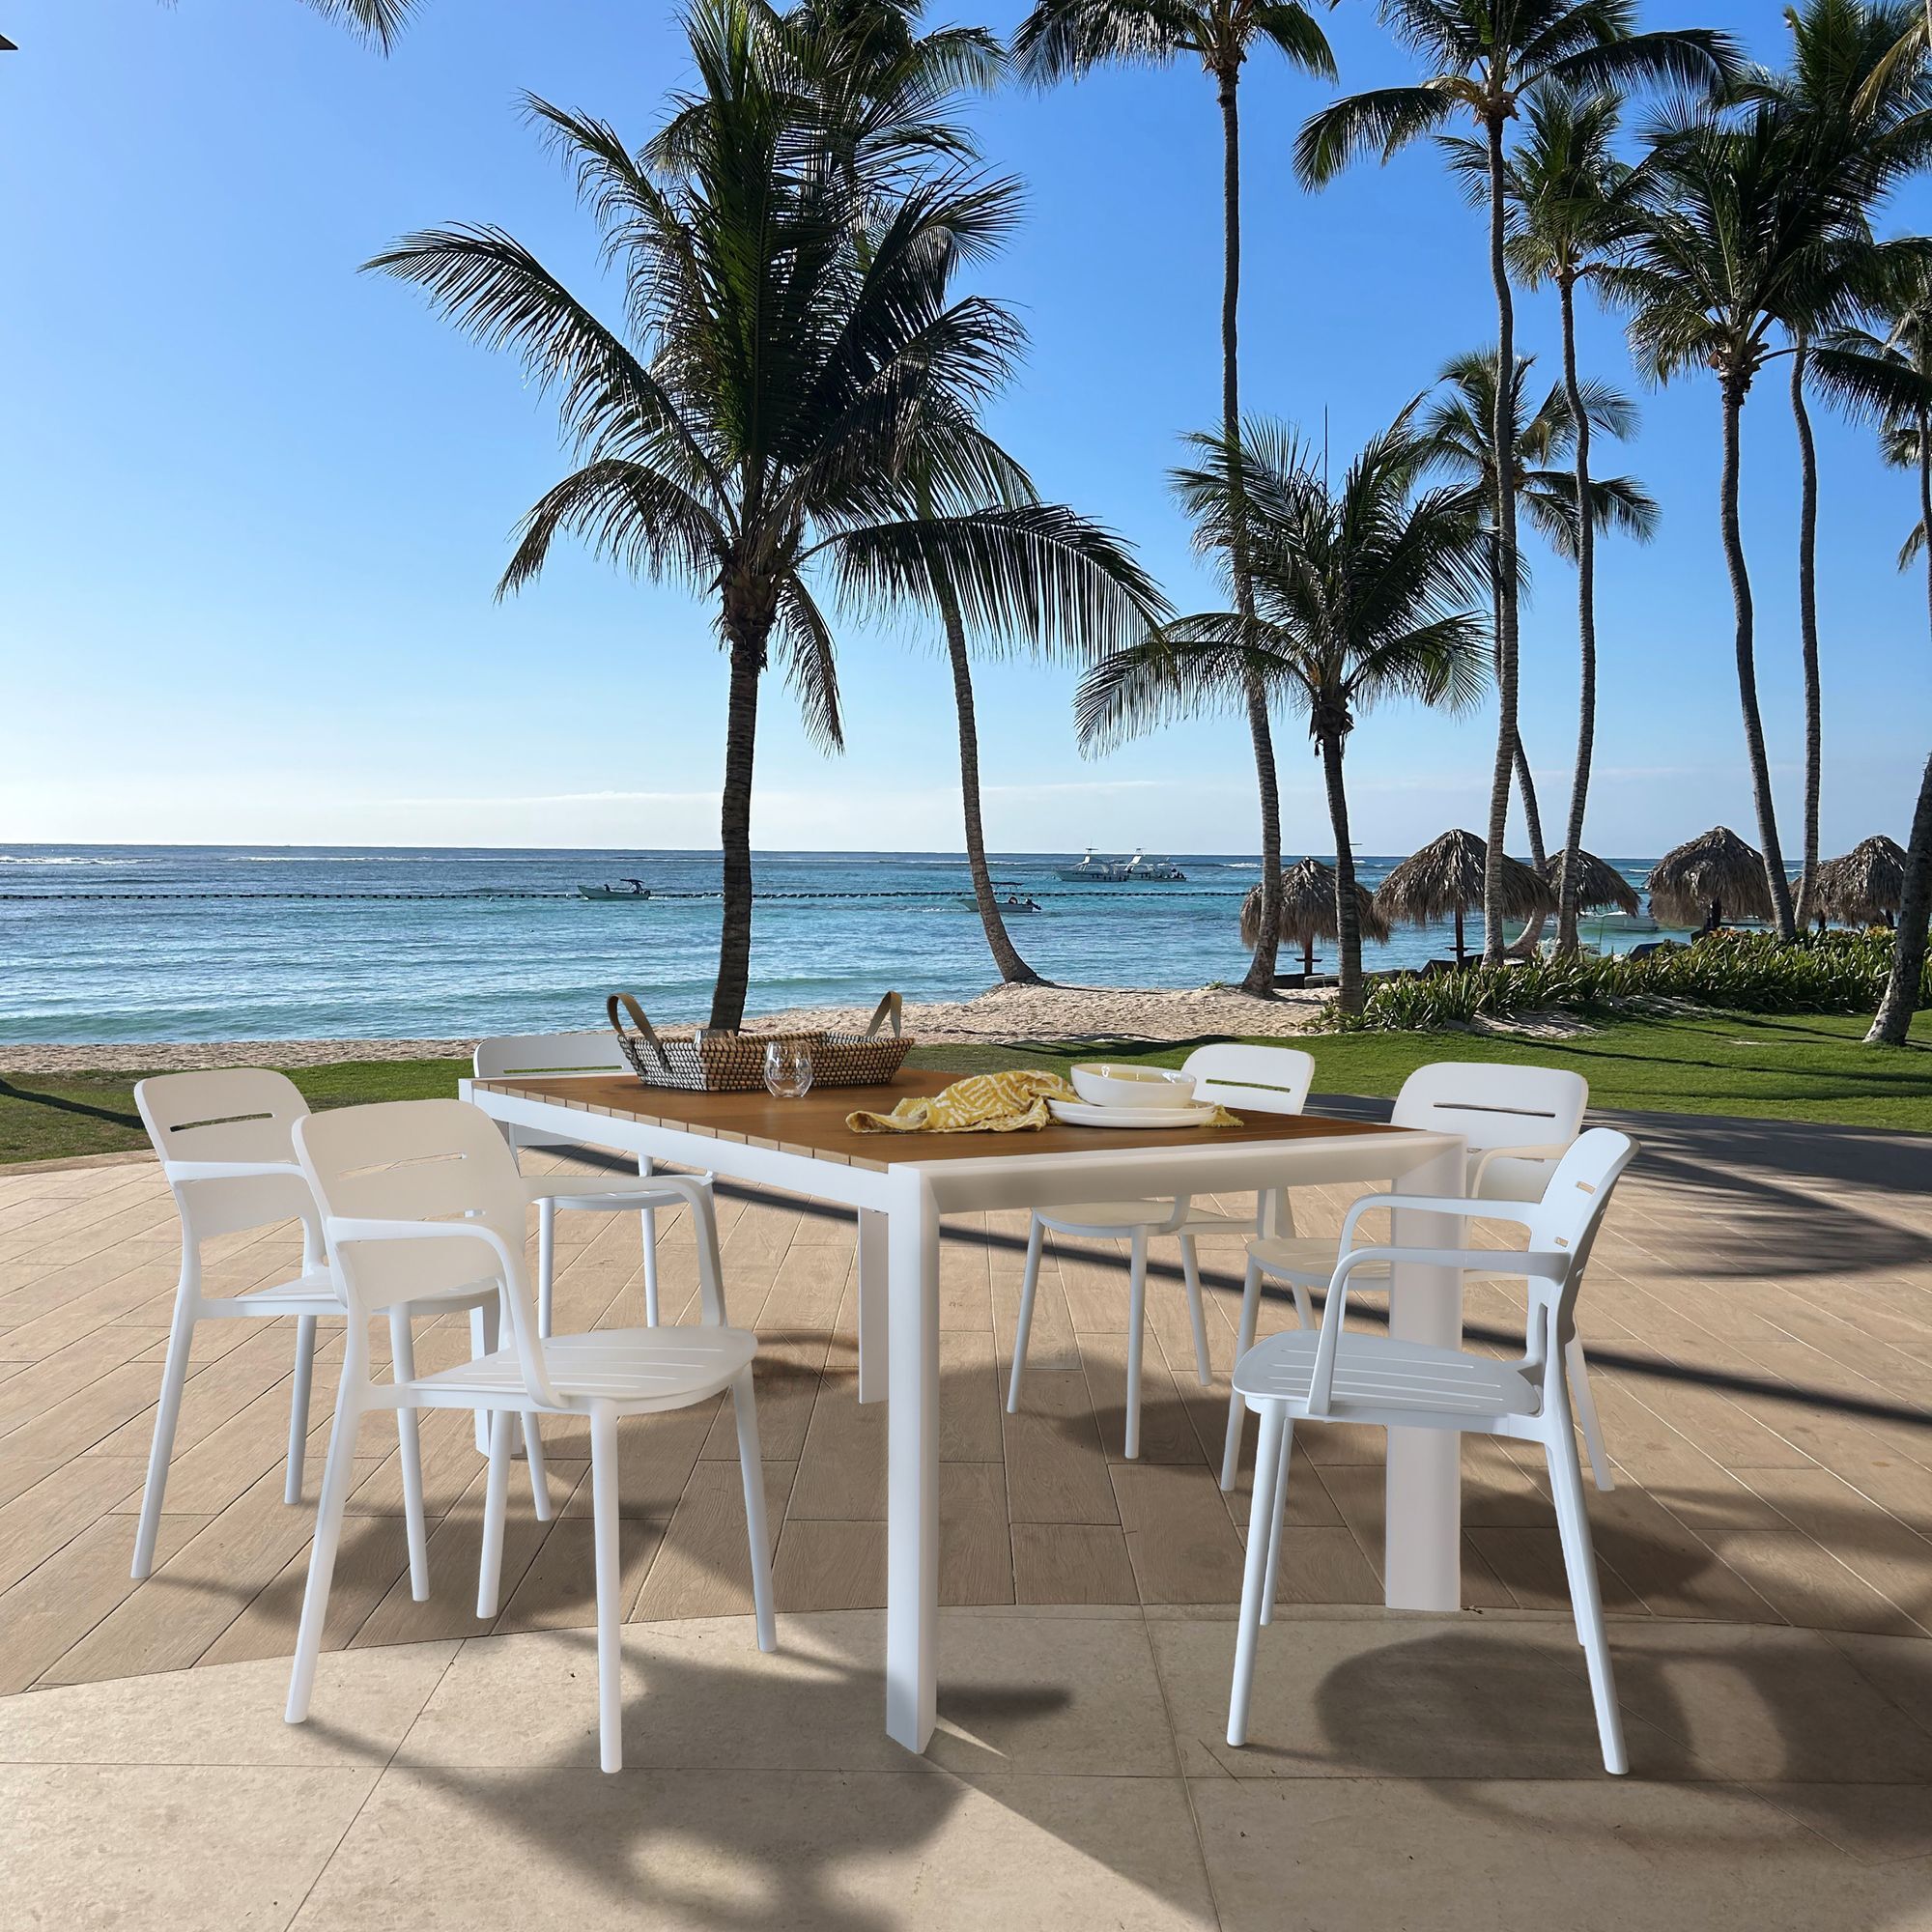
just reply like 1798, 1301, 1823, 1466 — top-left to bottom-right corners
463, 1066, 1467, 1753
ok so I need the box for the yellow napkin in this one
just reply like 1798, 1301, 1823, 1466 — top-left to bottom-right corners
846, 1068, 1241, 1134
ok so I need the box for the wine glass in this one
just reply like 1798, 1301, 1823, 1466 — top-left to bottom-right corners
764, 1040, 814, 1099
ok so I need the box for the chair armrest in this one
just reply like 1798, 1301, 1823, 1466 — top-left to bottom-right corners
1469, 1142, 1573, 1197
1329, 1244, 1569, 1288
1337, 1192, 1539, 1250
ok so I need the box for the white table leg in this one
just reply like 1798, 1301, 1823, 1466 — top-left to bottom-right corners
884, 1173, 939, 1751
1385, 1144, 1465, 1610
857, 1208, 889, 1405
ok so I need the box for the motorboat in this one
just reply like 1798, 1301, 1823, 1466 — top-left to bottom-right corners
1055, 848, 1187, 883
578, 878, 652, 900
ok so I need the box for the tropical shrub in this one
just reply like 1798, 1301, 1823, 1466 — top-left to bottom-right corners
1322, 930, 1925, 1032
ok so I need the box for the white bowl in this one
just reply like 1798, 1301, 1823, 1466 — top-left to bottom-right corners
1069, 1062, 1197, 1111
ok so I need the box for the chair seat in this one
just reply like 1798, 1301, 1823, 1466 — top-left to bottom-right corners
526, 1175, 693, 1213
1232, 1328, 1538, 1420
1037, 1199, 1254, 1236
213, 1269, 344, 1314
412, 1325, 757, 1409
1249, 1236, 1389, 1285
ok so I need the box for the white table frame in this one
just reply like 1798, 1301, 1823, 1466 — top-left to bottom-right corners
463, 1076, 1465, 1753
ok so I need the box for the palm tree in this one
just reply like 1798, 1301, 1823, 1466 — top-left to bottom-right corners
371, 0, 1156, 1028
1754, 0, 1932, 923
1013, 0, 1336, 995
1614, 102, 1885, 941
1075, 412, 1490, 1014
1295, 0, 1736, 963
299, 0, 418, 46
1488, 83, 1656, 952
1866, 751, 1932, 1043
1419, 345, 1657, 949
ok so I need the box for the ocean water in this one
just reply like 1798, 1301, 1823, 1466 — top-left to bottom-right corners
0, 845, 1659, 1044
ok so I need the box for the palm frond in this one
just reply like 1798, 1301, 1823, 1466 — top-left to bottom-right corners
1294, 82, 1461, 186
300, 0, 418, 52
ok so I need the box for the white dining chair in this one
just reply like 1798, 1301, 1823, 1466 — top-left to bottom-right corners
474, 1031, 720, 1334
1225, 1127, 1639, 1775
130, 1069, 548, 1589
1007, 1044, 1316, 1458
285, 1098, 773, 1774
1218, 1062, 1612, 1492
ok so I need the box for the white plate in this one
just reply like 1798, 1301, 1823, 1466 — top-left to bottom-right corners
1047, 1099, 1223, 1129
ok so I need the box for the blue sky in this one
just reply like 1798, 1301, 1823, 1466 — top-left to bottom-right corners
2, 0, 1928, 858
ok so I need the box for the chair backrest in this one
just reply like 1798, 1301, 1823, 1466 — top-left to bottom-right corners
474, 1032, 629, 1151
1390, 1062, 1587, 1200
473, 1031, 629, 1080
1180, 1044, 1315, 1116
1519, 1127, 1637, 1353
135, 1068, 316, 1240
294, 1099, 557, 1403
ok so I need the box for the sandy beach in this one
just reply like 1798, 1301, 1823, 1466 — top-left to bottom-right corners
1, 980, 1331, 1074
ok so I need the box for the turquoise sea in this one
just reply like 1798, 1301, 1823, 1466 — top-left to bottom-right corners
0, 845, 1660, 1044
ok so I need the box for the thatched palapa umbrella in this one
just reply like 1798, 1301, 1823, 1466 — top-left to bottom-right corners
1643, 826, 1771, 932
1239, 857, 1392, 977
1374, 829, 1552, 968
1812, 835, 1908, 928
1540, 848, 1640, 918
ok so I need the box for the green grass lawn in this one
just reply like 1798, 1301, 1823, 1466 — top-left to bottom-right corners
4, 1009, 1928, 1166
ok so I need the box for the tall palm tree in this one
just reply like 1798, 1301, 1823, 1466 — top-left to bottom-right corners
1012, 0, 1337, 995
1754, 0, 1932, 923
1617, 102, 1890, 941
1295, 0, 1736, 962
1866, 750, 1932, 1043
371, 0, 1156, 1028
1075, 412, 1490, 1014
1487, 84, 1656, 952
1419, 345, 1657, 951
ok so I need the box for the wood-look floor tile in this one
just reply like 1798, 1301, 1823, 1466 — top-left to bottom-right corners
1011, 1522, 1138, 1605
1002, 1370, 1117, 1525
940, 1462, 1011, 1607
630, 1459, 793, 1622
1111, 1463, 1246, 1604
772, 1519, 885, 1612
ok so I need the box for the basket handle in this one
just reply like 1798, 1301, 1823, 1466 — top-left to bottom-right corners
863, 991, 903, 1040
607, 992, 667, 1059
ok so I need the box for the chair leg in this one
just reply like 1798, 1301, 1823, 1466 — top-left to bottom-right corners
477, 1409, 513, 1620
590, 1402, 623, 1774
132, 1273, 198, 1579
1227, 1403, 1286, 1748
470, 1303, 495, 1453
1566, 1336, 1614, 1492
521, 1414, 552, 1520
389, 1309, 430, 1602
1220, 1259, 1264, 1491
1123, 1231, 1149, 1460
1006, 1218, 1045, 1414
1261, 1418, 1294, 1627
284, 1313, 317, 1507
286, 1390, 362, 1725
732, 1367, 777, 1652
1179, 1235, 1212, 1387
639, 1154, 660, 1327
1545, 1416, 1629, 1776
536, 1199, 556, 1341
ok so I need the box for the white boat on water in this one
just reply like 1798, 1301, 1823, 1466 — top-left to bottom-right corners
579, 878, 652, 901
1056, 847, 1187, 883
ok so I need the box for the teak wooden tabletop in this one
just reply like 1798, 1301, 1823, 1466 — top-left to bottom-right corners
472, 1066, 1413, 1173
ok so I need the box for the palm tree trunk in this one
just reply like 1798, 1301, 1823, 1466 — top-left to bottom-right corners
1866, 750, 1932, 1044
1486, 561, 1548, 952
1482, 112, 1520, 966
1218, 71, 1282, 995
1320, 731, 1363, 1015
941, 576, 1041, 984
1556, 275, 1596, 956
1792, 338, 1822, 929
1718, 373, 1798, 940
709, 626, 764, 1032
1919, 407, 1931, 647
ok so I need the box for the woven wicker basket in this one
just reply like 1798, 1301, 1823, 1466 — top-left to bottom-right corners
607, 991, 913, 1093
